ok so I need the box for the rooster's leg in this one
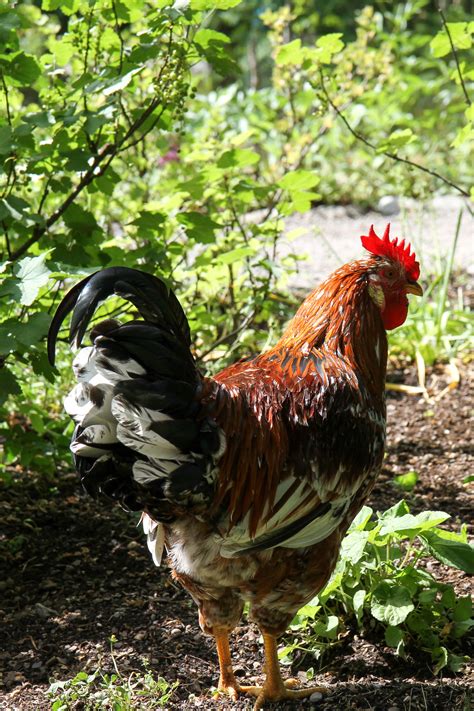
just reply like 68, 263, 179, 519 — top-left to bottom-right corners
239, 633, 328, 710
215, 631, 240, 701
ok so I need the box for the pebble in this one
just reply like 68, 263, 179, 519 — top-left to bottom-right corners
377, 195, 400, 216
309, 692, 323, 702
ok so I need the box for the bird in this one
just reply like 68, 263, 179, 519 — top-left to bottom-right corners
47, 223, 422, 709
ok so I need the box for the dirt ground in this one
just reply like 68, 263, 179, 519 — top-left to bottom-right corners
0, 365, 472, 711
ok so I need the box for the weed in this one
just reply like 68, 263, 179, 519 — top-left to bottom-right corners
280, 501, 473, 675
48, 638, 178, 710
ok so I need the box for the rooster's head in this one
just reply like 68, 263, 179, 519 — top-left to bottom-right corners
361, 224, 423, 330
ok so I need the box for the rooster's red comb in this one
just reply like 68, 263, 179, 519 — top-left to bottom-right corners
361, 224, 420, 281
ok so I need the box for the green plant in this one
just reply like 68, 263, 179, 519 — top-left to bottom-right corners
48, 637, 178, 710
388, 213, 473, 368
280, 501, 474, 675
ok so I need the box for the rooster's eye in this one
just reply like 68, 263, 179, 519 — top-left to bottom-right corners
384, 268, 395, 279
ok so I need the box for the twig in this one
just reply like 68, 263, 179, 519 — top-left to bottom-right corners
318, 70, 470, 198
196, 308, 256, 363
438, 6, 471, 106
112, 0, 125, 73
2, 221, 11, 259
82, 9, 97, 154
0, 72, 18, 199
0, 71, 12, 125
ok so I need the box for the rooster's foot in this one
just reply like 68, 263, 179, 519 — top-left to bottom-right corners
238, 681, 328, 710
217, 674, 240, 702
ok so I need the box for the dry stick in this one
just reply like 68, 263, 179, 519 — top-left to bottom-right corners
438, 6, 471, 106
318, 71, 470, 199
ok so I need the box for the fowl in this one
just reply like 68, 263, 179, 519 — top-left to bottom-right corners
47, 224, 422, 708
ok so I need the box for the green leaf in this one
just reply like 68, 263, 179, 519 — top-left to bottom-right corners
215, 247, 255, 265
432, 645, 448, 674
12, 254, 51, 306
217, 148, 259, 169
420, 531, 474, 573
0, 196, 41, 227
131, 211, 166, 230
194, 28, 230, 49
453, 597, 472, 623
313, 615, 339, 639
430, 23, 473, 58
446, 22, 473, 50
430, 31, 451, 58
385, 625, 404, 648
47, 36, 75, 66
0, 319, 19, 354
0, 368, 21, 404
63, 204, 99, 230
378, 510, 450, 536
17, 313, 50, 347
394, 470, 418, 491
0, 125, 13, 155
379, 500, 410, 520
177, 212, 222, 244
339, 530, 369, 564
353, 589, 366, 623
379, 128, 415, 152
278, 170, 320, 191
42, 0, 81, 15
465, 104, 474, 122
275, 40, 304, 67
371, 582, 415, 626
350, 505, 373, 531
102, 68, 141, 97
2, 51, 41, 85
315, 33, 344, 63
451, 123, 474, 148
190, 0, 241, 9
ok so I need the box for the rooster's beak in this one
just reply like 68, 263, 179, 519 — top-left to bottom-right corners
405, 281, 423, 297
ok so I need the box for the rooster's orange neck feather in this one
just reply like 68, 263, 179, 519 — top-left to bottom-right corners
275, 259, 388, 395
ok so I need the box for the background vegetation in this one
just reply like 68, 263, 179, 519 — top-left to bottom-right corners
1, 0, 472, 701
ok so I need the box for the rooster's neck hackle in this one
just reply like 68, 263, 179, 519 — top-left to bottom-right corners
279, 260, 388, 394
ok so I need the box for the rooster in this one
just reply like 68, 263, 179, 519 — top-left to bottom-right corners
47, 224, 422, 709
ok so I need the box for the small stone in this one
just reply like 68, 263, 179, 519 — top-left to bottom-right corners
309, 692, 323, 702
377, 195, 400, 215
388, 707, 400, 711
34, 603, 58, 619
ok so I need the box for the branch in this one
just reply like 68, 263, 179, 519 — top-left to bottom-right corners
10, 25, 180, 262
196, 308, 256, 363
438, 6, 471, 106
9, 92, 166, 261
318, 71, 470, 198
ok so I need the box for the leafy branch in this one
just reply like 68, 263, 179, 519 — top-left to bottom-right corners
438, 6, 471, 107
9, 30, 180, 262
317, 70, 470, 199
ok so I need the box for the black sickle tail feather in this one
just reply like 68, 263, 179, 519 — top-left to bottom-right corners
47, 267, 191, 366
49, 267, 223, 522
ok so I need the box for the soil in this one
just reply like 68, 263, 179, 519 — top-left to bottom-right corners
0, 365, 472, 711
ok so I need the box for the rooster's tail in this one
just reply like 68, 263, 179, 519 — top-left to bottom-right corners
47, 268, 222, 539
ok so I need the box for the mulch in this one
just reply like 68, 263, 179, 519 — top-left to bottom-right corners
0, 364, 472, 711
